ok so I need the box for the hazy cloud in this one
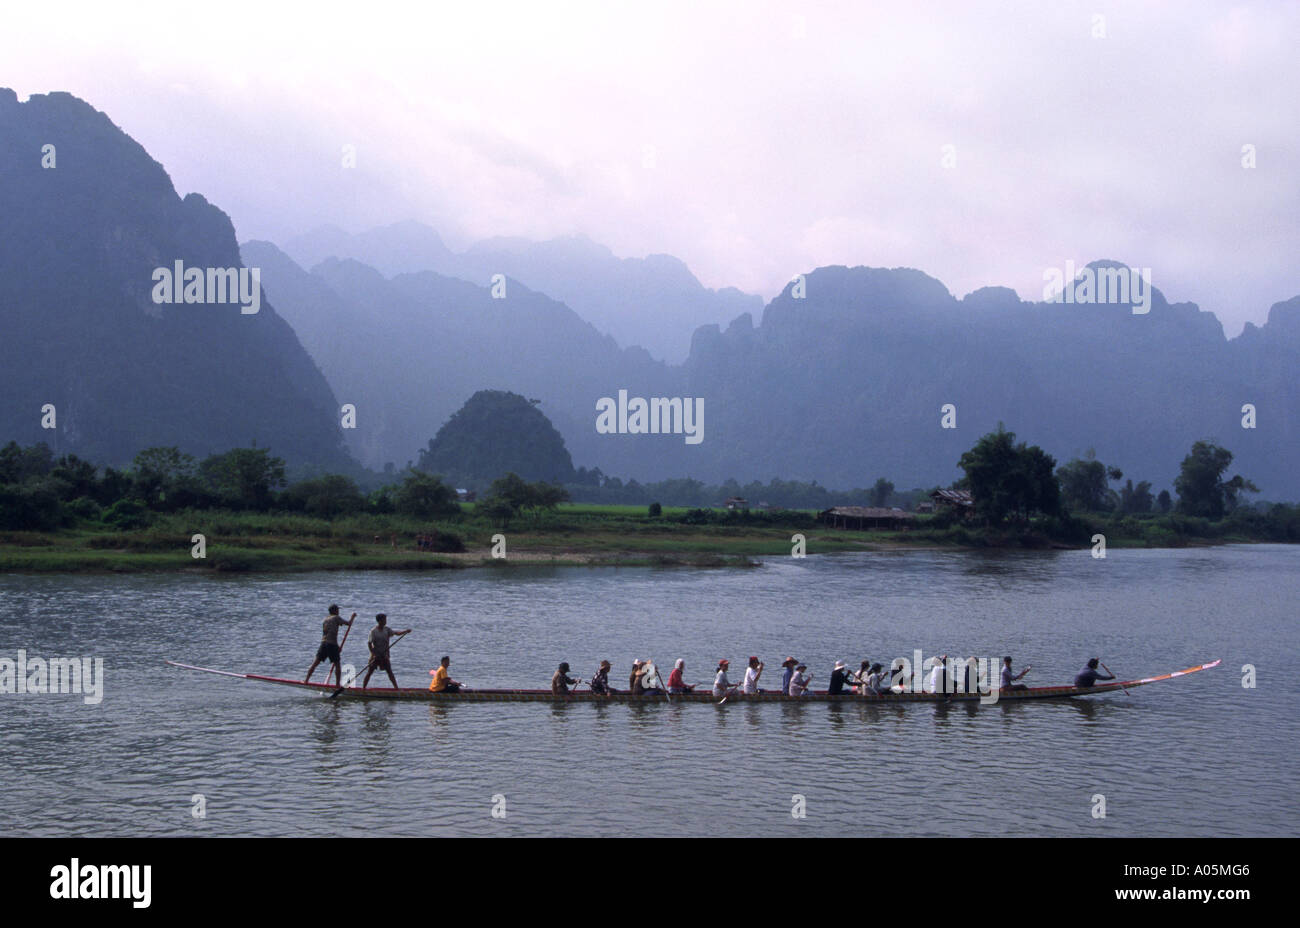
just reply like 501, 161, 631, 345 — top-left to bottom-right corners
4, 0, 1296, 335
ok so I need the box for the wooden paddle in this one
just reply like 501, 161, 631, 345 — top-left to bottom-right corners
648, 663, 670, 702
1100, 661, 1130, 697
323, 612, 357, 686
551, 676, 583, 696
329, 630, 409, 699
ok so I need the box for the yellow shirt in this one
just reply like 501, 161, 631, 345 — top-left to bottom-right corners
430, 666, 449, 691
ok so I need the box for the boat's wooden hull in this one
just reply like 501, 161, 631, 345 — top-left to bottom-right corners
166, 659, 1220, 703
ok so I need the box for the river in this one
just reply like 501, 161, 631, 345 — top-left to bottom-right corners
1, 545, 1295, 836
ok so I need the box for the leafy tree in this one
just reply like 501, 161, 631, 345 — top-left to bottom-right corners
1156, 489, 1173, 513
101, 498, 151, 530
648, 501, 662, 517
480, 473, 570, 526
0, 441, 53, 484
1119, 479, 1154, 514
528, 481, 571, 524
0, 479, 66, 530
199, 447, 286, 510
96, 467, 135, 508
1056, 451, 1123, 512
283, 474, 366, 518
66, 497, 103, 522
869, 477, 895, 508
1174, 441, 1257, 519
392, 470, 460, 520
50, 455, 98, 501
957, 426, 1060, 524
132, 447, 198, 509
476, 495, 518, 530
486, 472, 533, 514
367, 486, 397, 515
573, 466, 605, 487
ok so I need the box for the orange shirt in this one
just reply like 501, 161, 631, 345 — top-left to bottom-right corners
430, 666, 450, 691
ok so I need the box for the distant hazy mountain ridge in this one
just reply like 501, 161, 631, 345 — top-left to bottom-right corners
282, 223, 762, 363
253, 241, 1298, 497
240, 239, 675, 473
3, 89, 1294, 499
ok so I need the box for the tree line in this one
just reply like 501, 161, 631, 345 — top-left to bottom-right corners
568, 470, 916, 510
0, 442, 570, 532
953, 428, 1275, 525
1, 433, 1294, 541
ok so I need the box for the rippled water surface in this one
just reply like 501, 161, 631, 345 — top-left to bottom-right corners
1, 545, 1296, 836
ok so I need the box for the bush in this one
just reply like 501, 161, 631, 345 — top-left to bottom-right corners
281, 475, 365, 518
66, 497, 103, 522
1037, 513, 1091, 543
393, 471, 460, 520
1116, 516, 1144, 538
1162, 513, 1214, 538
674, 507, 815, 528
1143, 525, 1177, 547
648, 502, 662, 517
101, 499, 152, 530
0, 481, 67, 530
928, 507, 960, 529
424, 530, 465, 553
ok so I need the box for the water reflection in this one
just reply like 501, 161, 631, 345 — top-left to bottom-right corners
425, 705, 453, 732
360, 702, 395, 762
309, 702, 344, 752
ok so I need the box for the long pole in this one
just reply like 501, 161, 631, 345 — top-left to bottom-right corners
650, 663, 670, 703
330, 630, 409, 699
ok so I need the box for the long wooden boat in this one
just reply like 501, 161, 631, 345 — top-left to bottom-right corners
166, 659, 1220, 703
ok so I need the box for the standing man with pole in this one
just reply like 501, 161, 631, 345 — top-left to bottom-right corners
305, 605, 355, 683
361, 613, 412, 689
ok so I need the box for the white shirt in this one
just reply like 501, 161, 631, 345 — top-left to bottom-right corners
789, 671, 808, 696
713, 669, 730, 696
928, 663, 947, 694
742, 666, 760, 694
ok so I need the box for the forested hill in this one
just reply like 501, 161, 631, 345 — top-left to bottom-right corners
0, 89, 350, 473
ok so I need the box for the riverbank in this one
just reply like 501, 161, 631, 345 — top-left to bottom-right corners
0, 503, 1291, 572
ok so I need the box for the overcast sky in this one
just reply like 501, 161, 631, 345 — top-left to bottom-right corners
5, 0, 1297, 336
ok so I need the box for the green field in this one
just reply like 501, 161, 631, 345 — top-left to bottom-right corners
0, 504, 885, 573
0, 502, 1287, 573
